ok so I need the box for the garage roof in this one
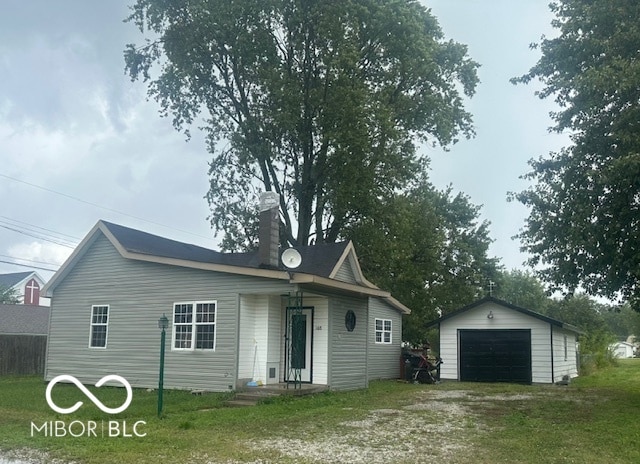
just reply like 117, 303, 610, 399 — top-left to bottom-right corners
425, 296, 584, 334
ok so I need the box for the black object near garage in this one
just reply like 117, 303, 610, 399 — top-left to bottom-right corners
459, 329, 531, 384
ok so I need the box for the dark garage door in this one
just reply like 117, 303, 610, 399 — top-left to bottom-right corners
459, 329, 532, 384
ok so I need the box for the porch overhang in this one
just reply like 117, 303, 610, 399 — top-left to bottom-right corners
289, 274, 411, 314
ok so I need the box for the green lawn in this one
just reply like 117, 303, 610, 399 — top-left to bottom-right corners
1, 359, 639, 463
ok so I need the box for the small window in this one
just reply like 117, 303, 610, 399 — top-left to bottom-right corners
564, 335, 568, 361
375, 318, 392, 344
172, 301, 217, 351
89, 305, 109, 348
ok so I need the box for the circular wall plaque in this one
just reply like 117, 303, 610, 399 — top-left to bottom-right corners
345, 310, 356, 332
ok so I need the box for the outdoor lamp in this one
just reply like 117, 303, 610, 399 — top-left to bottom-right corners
487, 310, 494, 319
158, 314, 169, 329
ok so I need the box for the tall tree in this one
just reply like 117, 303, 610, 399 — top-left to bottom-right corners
346, 183, 499, 343
511, 0, 640, 307
125, 0, 479, 248
492, 269, 550, 313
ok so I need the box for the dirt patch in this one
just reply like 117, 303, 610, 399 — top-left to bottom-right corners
248, 387, 594, 464
249, 389, 483, 463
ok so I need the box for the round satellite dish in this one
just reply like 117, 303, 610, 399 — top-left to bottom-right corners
281, 248, 302, 269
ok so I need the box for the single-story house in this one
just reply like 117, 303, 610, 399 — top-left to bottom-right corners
0, 271, 47, 305
42, 194, 410, 392
609, 341, 635, 359
0, 303, 49, 375
426, 296, 583, 384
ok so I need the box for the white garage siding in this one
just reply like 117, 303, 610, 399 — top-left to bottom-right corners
439, 301, 553, 383
551, 328, 578, 381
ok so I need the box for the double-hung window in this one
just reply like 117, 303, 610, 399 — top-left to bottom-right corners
172, 301, 216, 351
89, 305, 109, 348
375, 318, 392, 344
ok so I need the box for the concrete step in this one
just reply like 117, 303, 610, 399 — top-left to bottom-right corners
225, 399, 259, 408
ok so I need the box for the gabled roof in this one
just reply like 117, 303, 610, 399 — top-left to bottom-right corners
100, 221, 354, 279
43, 220, 410, 314
0, 271, 36, 289
425, 296, 583, 334
0, 304, 49, 335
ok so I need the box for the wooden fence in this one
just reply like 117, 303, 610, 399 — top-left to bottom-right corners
0, 335, 47, 375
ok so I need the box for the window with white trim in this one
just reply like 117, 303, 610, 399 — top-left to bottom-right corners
172, 301, 217, 350
375, 318, 392, 344
89, 305, 109, 348
564, 335, 568, 361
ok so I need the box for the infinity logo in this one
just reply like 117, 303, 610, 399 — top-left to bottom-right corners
46, 375, 133, 415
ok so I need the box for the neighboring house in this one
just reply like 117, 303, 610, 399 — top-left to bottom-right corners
0, 271, 47, 305
426, 296, 583, 384
42, 195, 410, 392
0, 303, 49, 375
609, 341, 635, 359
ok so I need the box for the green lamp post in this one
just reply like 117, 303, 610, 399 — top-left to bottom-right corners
157, 314, 169, 417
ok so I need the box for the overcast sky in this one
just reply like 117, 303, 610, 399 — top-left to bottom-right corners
0, 0, 567, 283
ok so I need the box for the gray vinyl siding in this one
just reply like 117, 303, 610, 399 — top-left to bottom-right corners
45, 232, 293, 391
327, 295, 368, 391
333, 259, 358, 284
367, 298, 402, 380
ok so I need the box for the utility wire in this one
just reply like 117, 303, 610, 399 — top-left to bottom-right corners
0, 224, 76, 248
0, 173, 217, 244
0, 259, 58, 273
0, 215, 82, 241
0, 254, 61, 267
0, 218, 78, 248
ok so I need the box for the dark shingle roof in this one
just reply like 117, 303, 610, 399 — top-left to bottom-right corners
0, 304, 49, 335
0, 272, 33, 289
101, 221, 350, 279
425, 296, 584, 334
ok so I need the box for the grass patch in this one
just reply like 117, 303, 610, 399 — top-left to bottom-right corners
1, 361, 639, 463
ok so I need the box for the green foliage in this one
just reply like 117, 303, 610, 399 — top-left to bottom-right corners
510, 0, 640, 308
492, 269, 550, 313
125, 0, 479, 248
545, 294, 617, 371
346, 182, 500, 343
601, 303, 640, 339
0, 285, 20, 304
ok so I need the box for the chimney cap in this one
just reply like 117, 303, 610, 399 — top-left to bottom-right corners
259, 191, 280, 211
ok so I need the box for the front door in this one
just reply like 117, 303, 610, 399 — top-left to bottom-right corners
286, 306, 313, 383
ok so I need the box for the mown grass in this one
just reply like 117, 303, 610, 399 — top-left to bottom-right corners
1, 360, 639, 463
466, 358, 640, 463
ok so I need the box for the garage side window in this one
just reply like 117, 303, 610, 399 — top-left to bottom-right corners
89, 305, 109, 348
172, 301, 217, 351
375, 318, 392, 344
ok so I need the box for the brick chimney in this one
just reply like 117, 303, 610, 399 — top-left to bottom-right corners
258, 191, 280, 268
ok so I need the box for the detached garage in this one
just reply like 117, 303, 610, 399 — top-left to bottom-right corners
426, 296, 583, 384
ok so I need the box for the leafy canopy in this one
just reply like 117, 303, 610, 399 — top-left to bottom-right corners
125, 0, 479, 248
348, 183, 499, 344
511, 0, 640, 307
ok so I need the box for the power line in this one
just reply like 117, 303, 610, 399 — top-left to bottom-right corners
0, 254, 61, 267
0, 224, 77, 248
0, 259, 58, 273
0, 173, 217, 244
0, 215, 82, 241
0, 217, 79, 248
